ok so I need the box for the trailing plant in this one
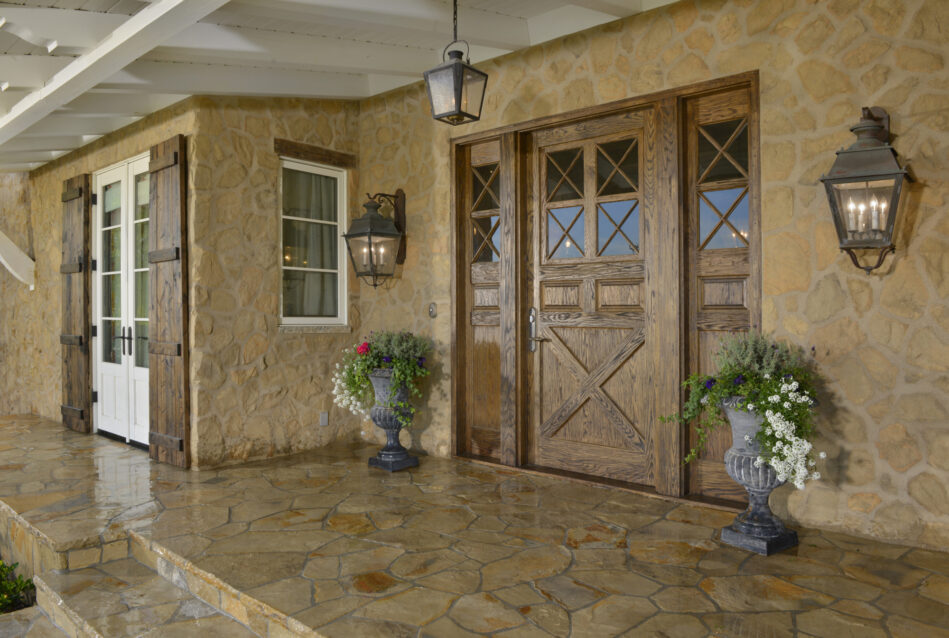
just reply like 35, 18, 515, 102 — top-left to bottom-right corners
667, 332, 824, 490
332, 331, 432, 426
0, 560, 34, 614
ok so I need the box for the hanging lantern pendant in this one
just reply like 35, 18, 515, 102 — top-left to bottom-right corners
424, 0, 488, 125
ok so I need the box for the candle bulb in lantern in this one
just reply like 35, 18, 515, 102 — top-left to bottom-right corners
870, 196, 880, 230
857, 202, 868, 232
847, 198, 857, 231
879, 200, 887, 229
362, 246, 369, 267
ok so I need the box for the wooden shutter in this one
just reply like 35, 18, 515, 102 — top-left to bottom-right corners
148, 135, 190, 467
60, 174, 92, 433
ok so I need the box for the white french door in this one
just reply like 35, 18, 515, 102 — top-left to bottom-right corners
92, 154, 150, 446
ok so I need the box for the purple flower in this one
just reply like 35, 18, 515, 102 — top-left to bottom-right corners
704, 378, 717, 390
417, 356, 426, 367
382, 356, 392, 363
733, 374, 745, 386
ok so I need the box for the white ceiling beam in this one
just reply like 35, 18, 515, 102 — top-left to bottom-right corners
153, 23, 448, 75
0, 230, 34, 290
58, 91, 189, 116
99, 60, 371, 98
0, 0, 231, 147
223, 0, 532, 50
18, 115, 141, 137
566, 0, 644, 17
0, 55, 73, 89
527, 6, 622, 45
0, 8, 126, 51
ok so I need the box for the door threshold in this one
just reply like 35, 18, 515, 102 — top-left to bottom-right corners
456, 453, 743, 513
96, 430, 149, 452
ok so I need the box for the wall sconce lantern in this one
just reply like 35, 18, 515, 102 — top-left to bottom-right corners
820, 106, 911, 273
344, 190, 406, 287
423, 0, 488, 125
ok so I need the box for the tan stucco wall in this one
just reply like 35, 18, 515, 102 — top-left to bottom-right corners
355, 0, 949, 550
0, 0, 946, 549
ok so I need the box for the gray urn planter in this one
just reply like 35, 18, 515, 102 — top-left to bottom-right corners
367, 369, 419, 472
719, 397, 798, 555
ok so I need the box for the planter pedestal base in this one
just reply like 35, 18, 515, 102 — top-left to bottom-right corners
369, 452, 419, 472
721, 525, 798, 556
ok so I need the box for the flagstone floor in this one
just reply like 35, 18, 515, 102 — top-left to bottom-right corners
0, 415, 947, 637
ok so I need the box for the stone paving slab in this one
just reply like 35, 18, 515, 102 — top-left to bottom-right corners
0, 415, 948, 637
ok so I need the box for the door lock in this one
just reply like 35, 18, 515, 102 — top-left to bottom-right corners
528, 307, 548, 352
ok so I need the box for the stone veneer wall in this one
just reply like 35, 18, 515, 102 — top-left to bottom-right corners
0, 174, 36, 413
186, 97, 363, 465
355, 0, 949, 550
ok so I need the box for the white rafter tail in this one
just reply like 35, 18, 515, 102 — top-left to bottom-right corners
0, 0, 231, 147
0, 230, 35, 290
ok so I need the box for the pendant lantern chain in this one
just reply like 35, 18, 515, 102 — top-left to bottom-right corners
453, 0, 458, 43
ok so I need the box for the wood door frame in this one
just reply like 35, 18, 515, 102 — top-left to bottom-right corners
451, 71, 759, 500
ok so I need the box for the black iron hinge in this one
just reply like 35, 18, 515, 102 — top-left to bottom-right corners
91, 193, 97, 206
91, 325, 97, 338
91, 259, 97, 272
92, 391, 98, 403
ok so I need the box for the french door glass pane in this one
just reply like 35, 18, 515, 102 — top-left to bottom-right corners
103, 181, 121, 226
546, 149, 583, 202
597, 200, 639, 256
282, 219, 338, 270
102, 319, 122, 364
135, 173, 149, 220
547, 206, 584, 259
134, 222, 149, 269
282, 168, 337, 221
102, 273, 121, 317
472, 215, 500, 263
283, 271, 338, 317
134, 321, 149, 369
472, 164, 500, 211
135, 271, 148, 319
102, 228, 121, 272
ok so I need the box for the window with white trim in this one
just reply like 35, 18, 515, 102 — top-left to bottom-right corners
280, 158, 348, 325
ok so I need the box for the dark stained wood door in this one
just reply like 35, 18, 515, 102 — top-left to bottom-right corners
526, 107, 670, 487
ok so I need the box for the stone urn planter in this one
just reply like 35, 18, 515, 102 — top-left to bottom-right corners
367, 369, 419, 472
719, 397, 798, 555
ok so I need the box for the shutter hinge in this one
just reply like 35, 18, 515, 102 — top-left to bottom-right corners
91, 259, 97, 272
91, 325, 97, 338
91, 193, 97, 206
92, 391, 98, 403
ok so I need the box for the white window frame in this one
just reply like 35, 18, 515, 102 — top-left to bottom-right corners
279, 157, 348, 326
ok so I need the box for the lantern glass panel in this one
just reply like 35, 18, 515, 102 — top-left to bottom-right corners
347, 235, 373, 276
371, 235, 400, 275
427, 66, 458, 118
830, 177, 896, 243
461, 66, 486, 117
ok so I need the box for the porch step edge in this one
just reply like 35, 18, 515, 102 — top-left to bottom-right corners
34, 574, 103, 638
129, 531, 321, 638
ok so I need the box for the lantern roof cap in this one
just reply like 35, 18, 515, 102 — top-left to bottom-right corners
344, 201, 402, 239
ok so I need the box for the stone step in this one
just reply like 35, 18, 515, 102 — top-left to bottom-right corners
129, 530, 321, 638
0, 605, 63, 637
32, 556, 259, 638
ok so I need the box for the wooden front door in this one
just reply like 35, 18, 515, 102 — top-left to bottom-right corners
526, 107, 668, 486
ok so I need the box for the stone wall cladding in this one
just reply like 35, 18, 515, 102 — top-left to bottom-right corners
0, 174, 36, 414
357, 0, 949, 549
187, 96, 364, 467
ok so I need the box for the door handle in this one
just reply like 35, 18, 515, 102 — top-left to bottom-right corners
528, 307, 548, 352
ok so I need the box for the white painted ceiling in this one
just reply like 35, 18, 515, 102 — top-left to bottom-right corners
0, 0, 677, 172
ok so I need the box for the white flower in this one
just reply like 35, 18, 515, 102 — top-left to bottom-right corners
819, 451, 827, 459
764, 373, 771, 379
746, 403, 755, 411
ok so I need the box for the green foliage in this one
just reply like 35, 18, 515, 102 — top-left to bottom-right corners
0, 560, 34, 614
332, 331, 433, 427
664, 332, 821, 488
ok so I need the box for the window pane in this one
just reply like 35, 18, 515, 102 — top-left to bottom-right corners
598, 200, 639, 256
102, 273, 121, 317
700, 187, 749, 250
472, 164, 499, 211
135, 270, 149, 319
597, 139, 638, 196
283, 271, 338, 317
283, 219, 338, 270
547, 206, 584, 259
546, 149, 583, 202
698, 119, 748, 183
134, 221, 149, 269
472, 215, 500, 263
134, 173, 149, 220
283, 168, 337, 222
102, 227, 121, 272
103, 181, 121, 227
102, 320, 122, 364
134, 321, 149, 369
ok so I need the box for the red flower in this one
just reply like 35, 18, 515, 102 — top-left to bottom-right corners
356, 342, 370, 355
